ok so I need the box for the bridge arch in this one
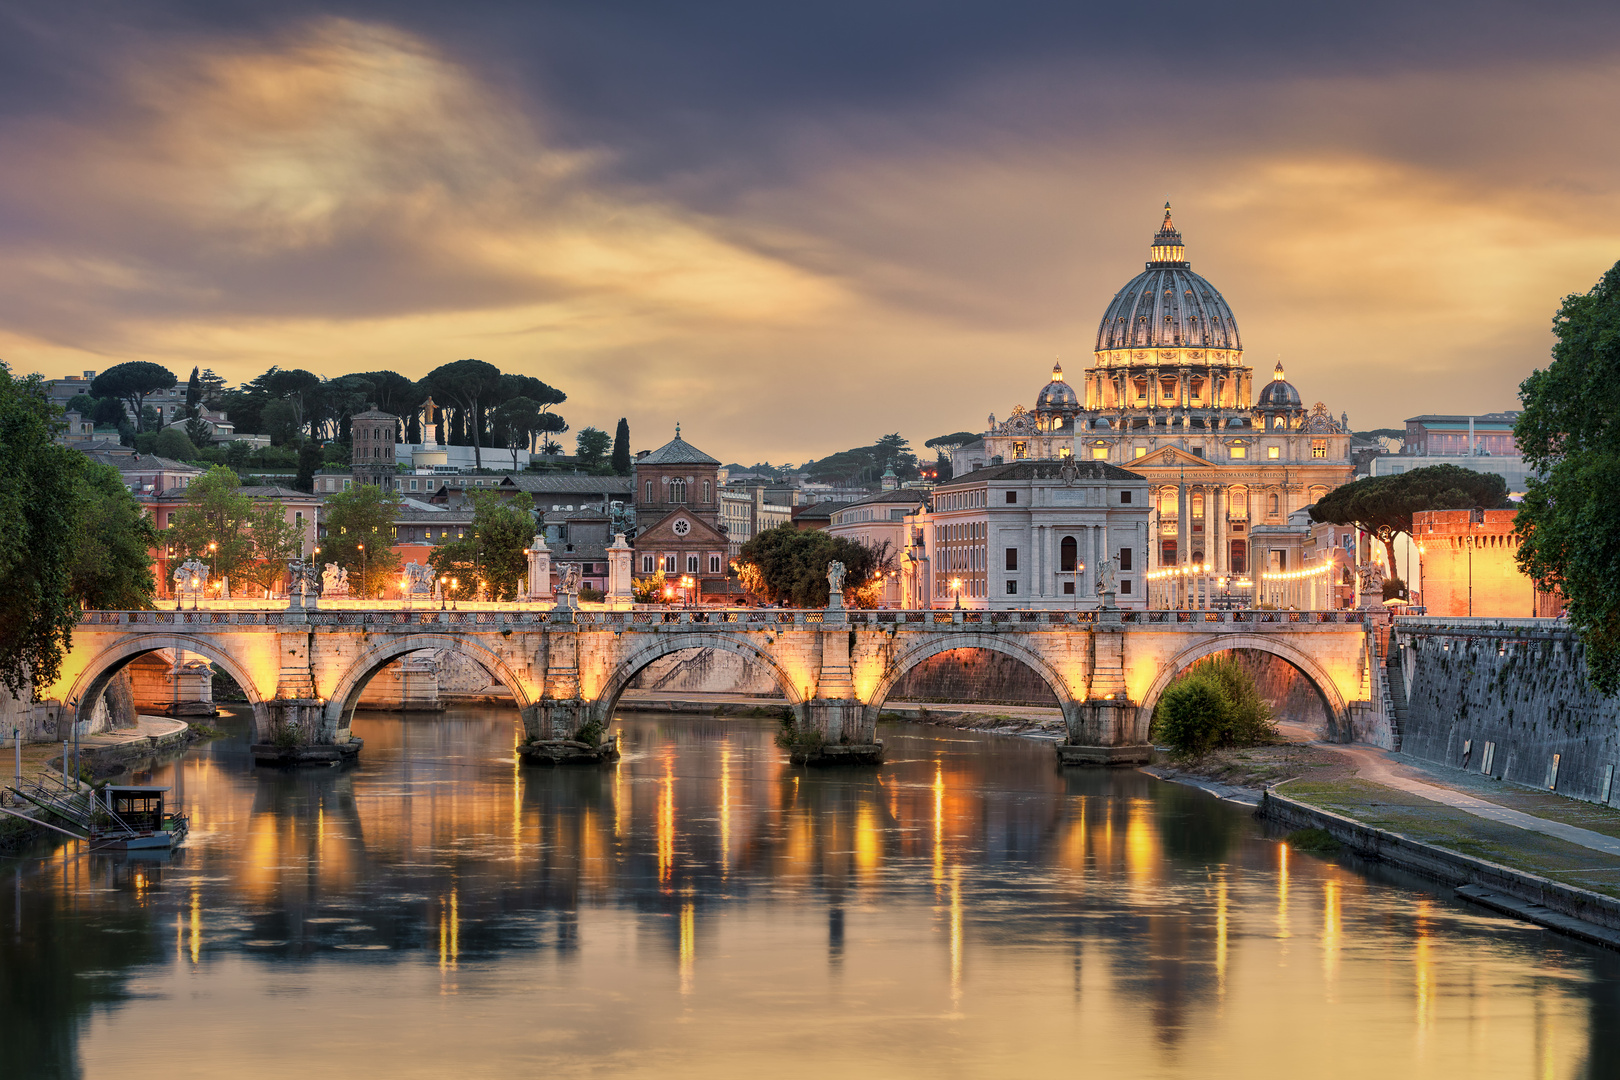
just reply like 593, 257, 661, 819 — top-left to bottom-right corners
61, 632, 272, 739
593, 633, 807, 722
865, 634, 1079, 716
1134, 634, 1348, 742
324, 634, 536, 734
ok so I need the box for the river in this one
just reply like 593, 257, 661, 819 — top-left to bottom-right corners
2, 705, 1617, 1079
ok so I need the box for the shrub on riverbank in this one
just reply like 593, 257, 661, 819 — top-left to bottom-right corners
1151, 655, 1276, 757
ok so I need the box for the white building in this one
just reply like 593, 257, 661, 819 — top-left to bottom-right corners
826, 489, 931, 607
925, 461, 1150, 609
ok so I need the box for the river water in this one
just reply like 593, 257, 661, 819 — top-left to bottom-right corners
3, 706, 1618, 1079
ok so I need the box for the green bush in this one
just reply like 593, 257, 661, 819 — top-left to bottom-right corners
1151, 655, 1276, 757
574, 718, 606, 747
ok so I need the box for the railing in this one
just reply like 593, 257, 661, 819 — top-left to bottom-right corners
77, 608, 1370, 630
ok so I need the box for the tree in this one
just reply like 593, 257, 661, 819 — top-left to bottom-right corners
575, 426, 612, 467
261, 400, 300, 446
422, 359, 503, 470
90, 362, 176, 432
165, 466, 257, 587
1308, 464, 1509, 570
492, 397, 544, 472
153, 427, 199, 461
925, 429, 979, 481
184, 414, 215, 448
1150, 655, 1276, 757
296, 441, 325, 493
68, 463, 158, 611
734, 525, 890, 607
353, 370, 421, 418
89, 396, 126, 428
238, 504, 303, 597
225, 440, 253, 473
428, 491, 532, 600
1514, 261, 1620, 693
198, 368, 227, 408
185, 366, 203, 418
322, 484, 402, 598
612, 418, 631, 475
0, 365, 86, 694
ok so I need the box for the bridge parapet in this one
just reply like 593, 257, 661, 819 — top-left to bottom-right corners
55, 608, 1376, 767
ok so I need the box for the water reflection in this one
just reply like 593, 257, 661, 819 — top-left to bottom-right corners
1, 707, 1618, 1078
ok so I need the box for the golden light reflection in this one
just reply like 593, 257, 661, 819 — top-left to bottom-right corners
855, 801, 880, 882
679, 902, 695, 995
720, 744, 732, 878
439, 888, 460, 974
1215, 872, 1228, 998
1322, 877, 1341, 990
658, 755, 675, 886
189, 889, 201, 965
948, 865, 963, 1009
1123, 800, 1158, 890
1276, 842, 1290, 939
932, 762, 945, 885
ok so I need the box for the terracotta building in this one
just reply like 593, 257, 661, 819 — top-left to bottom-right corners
631, 428, 732, 599
1414, 508, 1561, 619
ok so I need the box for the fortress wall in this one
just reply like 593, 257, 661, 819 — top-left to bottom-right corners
1396, 620, 1620, 804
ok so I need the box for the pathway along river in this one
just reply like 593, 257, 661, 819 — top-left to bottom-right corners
4, 706, 1619, 1079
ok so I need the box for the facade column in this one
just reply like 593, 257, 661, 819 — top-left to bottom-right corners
1210, 486, 1224, 576
1043, 526, 1055, 598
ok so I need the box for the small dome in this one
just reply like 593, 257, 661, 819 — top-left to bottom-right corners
1257, 361, 1302, 408
1036, 362, 1079, 412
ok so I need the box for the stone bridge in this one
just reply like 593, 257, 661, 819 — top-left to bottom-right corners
44, 606, 1379, 764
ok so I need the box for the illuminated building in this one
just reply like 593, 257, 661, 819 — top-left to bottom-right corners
965, 204, 1354, 593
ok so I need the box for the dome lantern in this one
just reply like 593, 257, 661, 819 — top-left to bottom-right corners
1148, 202, 1188, 268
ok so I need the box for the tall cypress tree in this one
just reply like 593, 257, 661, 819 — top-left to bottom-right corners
611, 417, 631, 475
185, 366, 202, 418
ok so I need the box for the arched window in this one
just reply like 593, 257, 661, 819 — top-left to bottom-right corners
671, 479, 687, 503
1060, 535, 1077, 572
702, 480, 711, 502
1269, 494, 1279, 516
1229, 486, 1248, 519
645, 480, 653, 501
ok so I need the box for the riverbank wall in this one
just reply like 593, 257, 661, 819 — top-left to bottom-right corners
1258, 788, 1620, 949
1392, 618, 1620, 805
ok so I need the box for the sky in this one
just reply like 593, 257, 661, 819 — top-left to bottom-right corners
2, 1, 1618, 465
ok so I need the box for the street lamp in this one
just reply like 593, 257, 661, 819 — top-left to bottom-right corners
357, 542, 366, 600
450, 576, 459, 610
440, 575, 449, 611
951, 577, 962, 610
189, 575, 199, 612
207, 541, 217, 586
1074, 560, 1086, 611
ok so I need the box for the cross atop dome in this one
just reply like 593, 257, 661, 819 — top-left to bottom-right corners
1149, 202, 1188, 268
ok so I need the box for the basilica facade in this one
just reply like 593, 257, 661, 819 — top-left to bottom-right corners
958, 205, 1353, 584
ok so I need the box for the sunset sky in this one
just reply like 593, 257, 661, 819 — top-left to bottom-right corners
3, 1, 1617, 464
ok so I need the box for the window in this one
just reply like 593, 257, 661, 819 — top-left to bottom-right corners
1006, 580, 1018, 595
1121, 490, 1132, 504
1005, 548, 1018, 571
1060, 536, 1077, 572
1311, 440, 1327, 458
1230, 540, 1247, 574
645, 480, 653, 501
1269, 494, 1280, 516
702, 480, 711, 502
642, 554, 655, 573
1013, 441, 1027, 459
1063, 581, 1075, 595
409, 479, 418, 491
1134, 446, 1147, 458
686, 554, 699, 573
664, 555, 676, 573
1229, 446, 1247, 459
1268, 446, 1280, 459
709, 554, 721, 573
1091, 447, 1108, 460
1005, 491, 1017, 504
1118, 548, 1132, 571
1192, 446, 1205, 459
670, 479, 686, 502
1120, 580, 1132, 595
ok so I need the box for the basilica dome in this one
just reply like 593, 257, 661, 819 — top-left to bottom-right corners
1256, 361, 1303, 408
1094, 205, 1241, 353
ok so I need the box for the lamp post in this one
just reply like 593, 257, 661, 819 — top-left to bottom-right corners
951, 577, 962, 610
1074, 560, 1085, 611
439, 576, 448, 611
189, 576, 199, 612
357, 542, 366, 600
450, 576, 459, 611
207, 541, 217, 592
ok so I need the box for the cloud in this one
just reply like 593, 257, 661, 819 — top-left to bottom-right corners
1, 10, 1618, 464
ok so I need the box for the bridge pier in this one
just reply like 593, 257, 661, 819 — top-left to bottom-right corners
1056, 611, 1151, 766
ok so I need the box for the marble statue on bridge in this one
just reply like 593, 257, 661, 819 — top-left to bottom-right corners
322, 563, 350, 597
403, 562, 434, 597
173, 558, 208, 599
826, 560, 846, 609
